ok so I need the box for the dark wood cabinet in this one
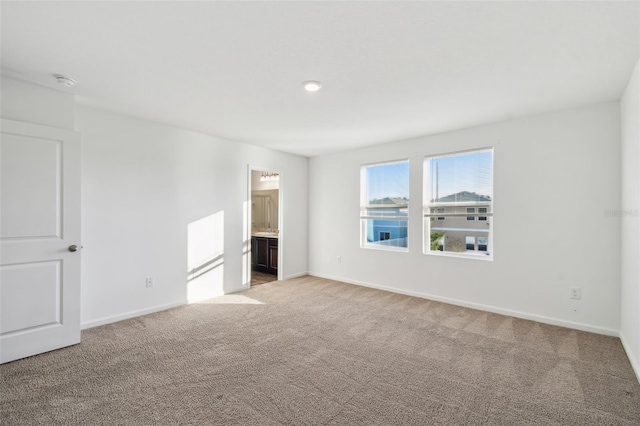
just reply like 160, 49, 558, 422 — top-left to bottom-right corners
268, 238, 278, 274
252, 236, 278, 275
254, 237, 268, 269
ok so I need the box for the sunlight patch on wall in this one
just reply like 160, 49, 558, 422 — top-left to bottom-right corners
187, 211, 224, 303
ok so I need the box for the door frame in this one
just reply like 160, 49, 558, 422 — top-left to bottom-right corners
246, 165, 283, 286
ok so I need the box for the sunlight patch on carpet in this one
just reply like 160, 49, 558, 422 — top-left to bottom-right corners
205, 294, 265, 305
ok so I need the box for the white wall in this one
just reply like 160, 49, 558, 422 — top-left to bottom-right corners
76, 106, 308, 328
309, 102, 621, 334
1, 77, 74, 129
621, 59, 640, 379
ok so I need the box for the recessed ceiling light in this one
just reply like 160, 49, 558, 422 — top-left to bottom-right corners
303, 80, 322, 92
54, 74, 76, 87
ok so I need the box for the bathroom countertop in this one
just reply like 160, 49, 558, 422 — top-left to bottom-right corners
252, 232, 279, 238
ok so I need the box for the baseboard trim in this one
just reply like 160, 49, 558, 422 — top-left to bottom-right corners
308, 272, 619, 337
81, 300, 187, 330
284, 271, 308, 280
620, 332, 640, 383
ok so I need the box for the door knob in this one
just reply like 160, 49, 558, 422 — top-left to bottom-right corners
68, 245, 78, 252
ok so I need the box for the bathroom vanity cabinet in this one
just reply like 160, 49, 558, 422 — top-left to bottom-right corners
252, 236, 278, 275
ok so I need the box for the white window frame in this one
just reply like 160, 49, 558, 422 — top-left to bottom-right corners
478, 207, 488, 221
360, 159, 409, 252
465, 236, 476, 250
477, 236, 488, 251
423, 148, 494, 260
466, 207, 476, 221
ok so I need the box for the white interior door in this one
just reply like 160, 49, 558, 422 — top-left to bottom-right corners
0, 118, 81, 364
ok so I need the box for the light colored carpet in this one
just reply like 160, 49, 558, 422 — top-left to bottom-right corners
1, 276, 639, 425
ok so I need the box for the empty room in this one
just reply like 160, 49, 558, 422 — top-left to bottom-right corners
1, 1, 639, 424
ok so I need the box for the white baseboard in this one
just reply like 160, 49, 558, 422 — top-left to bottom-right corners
81, 300, 186, 330
620, 332, 640, 383
284, 271, 308, 280
308, 272, 619, 337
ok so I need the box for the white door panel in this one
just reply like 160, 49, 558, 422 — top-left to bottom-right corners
1, 261, 61, 334
1, 133, 61, 239
0, 119, 81, 364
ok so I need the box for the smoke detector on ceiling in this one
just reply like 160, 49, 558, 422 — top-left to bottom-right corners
54, 74, 76, 87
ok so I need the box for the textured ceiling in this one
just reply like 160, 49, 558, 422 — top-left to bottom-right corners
1, 1, 638, 157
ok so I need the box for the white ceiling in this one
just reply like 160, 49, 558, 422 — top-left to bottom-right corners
1, 1, 638, 157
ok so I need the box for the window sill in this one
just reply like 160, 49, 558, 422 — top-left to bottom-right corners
424, 250, 493, 261
362, 244, 409, 253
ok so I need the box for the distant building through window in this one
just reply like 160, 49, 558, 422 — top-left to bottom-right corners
360, 160, 409, 251
424, 148, 493, 258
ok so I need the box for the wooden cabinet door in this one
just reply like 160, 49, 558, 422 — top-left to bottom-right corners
255, 238, 268, 270
269, 246, 278, 274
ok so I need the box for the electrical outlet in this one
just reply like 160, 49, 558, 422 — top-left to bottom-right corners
146, 277, 153, 288
570, 287, 581, 299
336, 256, 341, 264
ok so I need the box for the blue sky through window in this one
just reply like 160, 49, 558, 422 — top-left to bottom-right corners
427, 150, 492, 200
366, 161, 409, 202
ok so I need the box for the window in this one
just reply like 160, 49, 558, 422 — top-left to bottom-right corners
465, 236, 475, 250
423, 148, 493, 258
477, 237, 488, 251
466, 207, 476, 221
361, 160, 409, 251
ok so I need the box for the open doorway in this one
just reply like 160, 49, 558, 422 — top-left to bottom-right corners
248, 169, 281, 287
